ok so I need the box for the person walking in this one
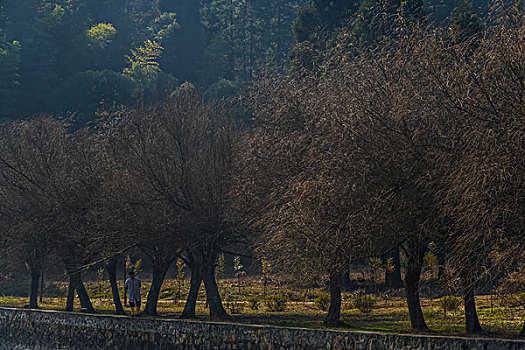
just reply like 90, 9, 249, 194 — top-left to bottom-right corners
125, 271, 141, 317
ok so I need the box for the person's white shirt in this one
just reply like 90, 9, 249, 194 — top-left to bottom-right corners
125, 277, 141, 303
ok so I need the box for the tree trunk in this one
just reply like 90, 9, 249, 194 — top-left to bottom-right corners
65, 271, 95, 313
324, 272, 342, 325
65, 276, 76, 312
342, 268, 352, 291
144, 255, 176, 316
181, 263, 202, 319
28, 270, 40, 309
76, 279, 95, 313
404, 242, 429, 331
39, 268, 44, 303
123, 259, 127, 307
462, 279, 482, 334
187, 248, 228, 320
106, 258, 125, 315
202, 264, 229, 320
385, 245, 403, 288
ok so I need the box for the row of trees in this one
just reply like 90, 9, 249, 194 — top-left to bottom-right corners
233, 0, 524, 335
0, 94, 240, 320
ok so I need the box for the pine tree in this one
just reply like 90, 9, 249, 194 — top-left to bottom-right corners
199, 0, 305, 83
273, 0, 302, 69
293, 0, 360, 43
159, 0, 204, 83
0, 0, 6, 42
3, 0, 39, 40
290, 0, 359, 72
451, 0, 482, 43
0, 41, 21, 118
352, 0, 426, 48
125, 0, 161, 42
424, 0, 488, 24
14, 3, 64, 115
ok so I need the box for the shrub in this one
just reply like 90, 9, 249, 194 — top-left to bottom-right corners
265, 294, 288, 312
439, 296, 462, 315
314, 293, 331, 311
159, 288, 175, 299
369, 257, 383, 285
43, 283, 67, 298
498, 293, 525, 308
248, 296, 261, 310
225, 301, 244, 314
352, 294, 377, 314
224, 294, 244, 314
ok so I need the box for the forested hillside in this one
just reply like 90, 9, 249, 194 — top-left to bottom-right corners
0, 0, 308, 124
0, 0, 490, 125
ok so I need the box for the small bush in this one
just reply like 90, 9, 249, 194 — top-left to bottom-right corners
498, 293, 525, 308
248, 296, 261, 310
0, 280, 30, 297
225, 301, 245, 314
86, 284, 112, 299
159, 288, 176, 299
352, 294, 377, 314
439, 296, 462, 315
224, 294, 244, 314
314, 293, 330, 311
265, 294, 288, 312
43, 283, 67, 298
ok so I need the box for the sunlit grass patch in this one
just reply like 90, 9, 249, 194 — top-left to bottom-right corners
1, 277, 523, 339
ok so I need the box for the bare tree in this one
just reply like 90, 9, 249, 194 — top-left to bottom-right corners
0, 118, 68, 309
235, 17, 471, 330
108, 93, 239, 319
436, 1, 525, 335
0, 118, 104, 312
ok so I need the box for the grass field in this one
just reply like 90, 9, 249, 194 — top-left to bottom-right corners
1, 276, 523, 339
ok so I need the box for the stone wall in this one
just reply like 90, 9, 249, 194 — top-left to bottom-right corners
0, 307, 524, 349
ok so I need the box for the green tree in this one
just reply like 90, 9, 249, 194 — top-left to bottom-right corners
261, 258, 272, 298
0, 41, 21, 118
124, 39, 164, 84
352, 0, 426, 48
3, 0, 39, 40
124, 39, 178, 101
86, 23, 117, 48
451, 0, 482, 42
293, 0, 360, 43
424, 0, 488, 24
204, 78, 240, 101
160, 0, 203, 83
0, 0, 6, 42
148, 12, 180, 42
17, 8, 61, 115
0, 0, 312, 121
200, 0, 306, 83
292, 4, 319, 43
56, 70, 135, 124
125, 0, 161, 42
291, 0, 359, 71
